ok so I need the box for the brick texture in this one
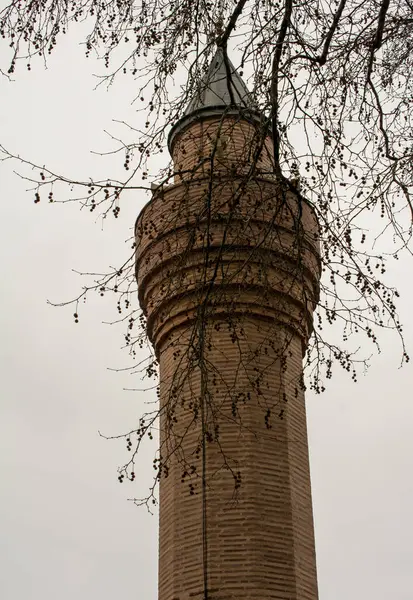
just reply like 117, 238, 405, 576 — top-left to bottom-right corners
135, 116, 321, 600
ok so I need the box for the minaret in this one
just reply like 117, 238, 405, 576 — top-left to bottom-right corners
135, 48, 321, 600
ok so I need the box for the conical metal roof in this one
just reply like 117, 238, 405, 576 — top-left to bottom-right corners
184, 47, 256, 114
168, 47, 260, 152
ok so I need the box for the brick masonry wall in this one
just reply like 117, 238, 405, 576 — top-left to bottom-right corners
171, 116, 274, 181
135, 116, 321, 600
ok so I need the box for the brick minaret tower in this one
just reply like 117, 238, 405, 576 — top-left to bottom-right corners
135, 48, 321, 600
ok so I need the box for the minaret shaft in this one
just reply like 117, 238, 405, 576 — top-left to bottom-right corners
155, 321, 318, 600
135, 50, 321, 600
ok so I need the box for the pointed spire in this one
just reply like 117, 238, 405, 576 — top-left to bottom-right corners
184, 47, 256, 114
168, 47, 261, 153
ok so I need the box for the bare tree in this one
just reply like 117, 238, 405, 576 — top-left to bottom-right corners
0, 0, 412, 502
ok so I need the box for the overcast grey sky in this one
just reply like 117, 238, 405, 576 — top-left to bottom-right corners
1, 28, 413, 600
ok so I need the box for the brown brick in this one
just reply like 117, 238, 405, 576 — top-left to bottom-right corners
135, 115, 320, 600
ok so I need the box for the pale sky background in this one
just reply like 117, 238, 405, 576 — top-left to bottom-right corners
1, 24, 413, 600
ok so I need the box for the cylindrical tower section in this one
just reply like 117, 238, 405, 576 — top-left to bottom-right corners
170, 113, 274, 182
135, 116, 321, 600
